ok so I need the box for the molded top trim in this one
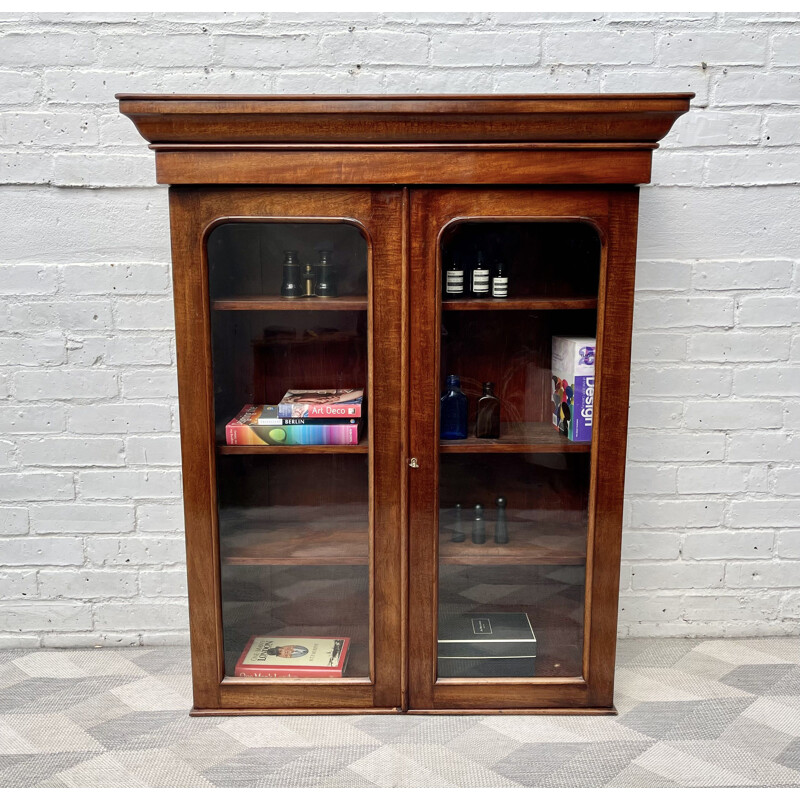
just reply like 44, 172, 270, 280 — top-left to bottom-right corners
117, 93, 693, 146
116, 92, 694, 103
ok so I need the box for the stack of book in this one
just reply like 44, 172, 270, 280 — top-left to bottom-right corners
225, 389, 364, 446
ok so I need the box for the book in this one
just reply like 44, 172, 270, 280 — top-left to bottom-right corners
278, 389, 364, 419
552, 336, 596, 443
234, 635, 350, 678
254, 405, 357, 426
226, 405, 362, 446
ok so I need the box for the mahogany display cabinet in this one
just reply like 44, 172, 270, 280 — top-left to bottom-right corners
119, 93, 691, 715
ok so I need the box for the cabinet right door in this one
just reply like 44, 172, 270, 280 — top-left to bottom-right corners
407, 187, 639, 712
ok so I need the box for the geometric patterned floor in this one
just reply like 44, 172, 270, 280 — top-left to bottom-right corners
1, 638, 799, 787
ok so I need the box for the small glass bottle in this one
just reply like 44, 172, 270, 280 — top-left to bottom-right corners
444, 258, 464, 298
315, 249, 338, 298
280, 250, 303, 298
491, 262, 509, 299
440, 374, 468, 440
302, 263, 315, 297
451, 503, 465, 543
471, 504, 486, 545
470, 250, 490, 297
475, 381, 500, 439
494, 496, 508, 544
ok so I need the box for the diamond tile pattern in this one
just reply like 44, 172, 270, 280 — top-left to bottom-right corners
0, 638, 798, 787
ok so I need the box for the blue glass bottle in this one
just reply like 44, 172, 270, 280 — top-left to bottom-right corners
440, 374, 468, 439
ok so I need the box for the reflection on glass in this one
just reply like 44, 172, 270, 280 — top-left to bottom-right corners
208, 222, 370, 679
437, 221, 599, 679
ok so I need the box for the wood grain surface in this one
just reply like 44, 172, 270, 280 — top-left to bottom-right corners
212, 295, 368, 311
118, 93, 693, 144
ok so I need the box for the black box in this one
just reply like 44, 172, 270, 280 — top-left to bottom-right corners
437, 613, 537, 678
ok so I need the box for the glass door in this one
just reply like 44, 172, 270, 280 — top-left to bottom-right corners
437, 219, 597, 681
409, 188, 636, 710
173, 188, 404, 710
208, 220, 372, 680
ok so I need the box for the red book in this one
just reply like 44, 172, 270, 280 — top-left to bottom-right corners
234, 636, 350, 678
278, 389, 364, 418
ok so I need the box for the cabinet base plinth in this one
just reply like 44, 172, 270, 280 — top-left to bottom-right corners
190, 705, 616, 716
406, 706, 617, 715
190, 706, 403, 716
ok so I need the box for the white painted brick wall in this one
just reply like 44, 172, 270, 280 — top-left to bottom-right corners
0, 11, 799, 647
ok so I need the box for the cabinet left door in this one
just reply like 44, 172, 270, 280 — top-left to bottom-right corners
169, 187, 406, 712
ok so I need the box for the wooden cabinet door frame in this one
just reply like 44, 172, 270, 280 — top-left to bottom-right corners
407, 187, 638, 713
169, 186, 407, 713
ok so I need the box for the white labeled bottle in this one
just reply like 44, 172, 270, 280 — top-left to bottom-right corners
492, 262, 509, 299
444, 258, 464, 297
470, 250, 490, 297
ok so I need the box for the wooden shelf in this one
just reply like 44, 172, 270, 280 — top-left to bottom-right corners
212, 295, 596, 312
219, 507, 584, 568
440, 422, 590, 453
220, 508, 368, 566
218, 443, 368, 455
213, 295, 367, 311
223, 528, 368, 566
439, 521, 586, 566
443, 296, 597, 311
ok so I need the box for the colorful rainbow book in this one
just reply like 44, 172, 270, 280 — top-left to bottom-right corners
226, 405, 362, 446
